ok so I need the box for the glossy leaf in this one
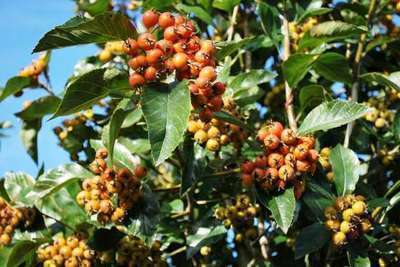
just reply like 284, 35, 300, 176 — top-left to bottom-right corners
298, 100, 370, 134
298, 8, 332, 23
313, 52, 352, 84
283, 54, 319, 88
121, 107, 143, 128
212, 0, 240, 12
175, 3, 212, 24
229, 69, 276, 90
5, 240, 42, 267
213, 111, 253, 131
20, 119, 42, 164
360, 72, 400, 91
118, 137, 151, 155
15, 95, 60, 120
0, 76, 31, 103
142, 81, 190, 166
256, 2, 281, 48
3, 172, 35, 207
295, 223, 330, 259
299, 84, 326, 110
216, 37, 254, 60
330, 144, 360, 196
33, 12, 136, 52
186, 225, 227, 258
303, 182, 335, 220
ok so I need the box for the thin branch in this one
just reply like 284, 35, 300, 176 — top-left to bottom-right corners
344, 0, 377, 148
38, 82, 55, 96
226, 5, 240, 42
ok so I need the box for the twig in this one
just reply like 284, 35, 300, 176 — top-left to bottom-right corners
226, 5, 240, 42
152, 185, 181, 192
258, 217, 269, 260
344, 0, 377, 148
165, 246, 187, 257
38, 82, 55, 96
281, 12, 297, 131
200, 168, 241, 179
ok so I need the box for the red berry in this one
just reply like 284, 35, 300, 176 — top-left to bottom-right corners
142, 10, 159, 28
144, 66, 158, 81
199, 66, 217, 81
199, 86, 212, 97
176, 24, 192, 38
255, 156, 267, 168
158, 12, 175, 29
137, 33, 156, 50
134, 166, 147, 178
172, 53, 188, 69
241, 174, 253, 187
146, 48, 164, 65
123, 38, 139, 56
293, 144, 309, 160
281, 129, 297, 145
267, 122, 284, 138
264, 134, 280, 150
199, 108, 213, 122
209, 96, 223, 112
195, 77, 210, 88
241, 161, 255, 174
129, 73, 145, 88
155, 39, 173, 55
200, 40, 216, 55
267, 153, 285, 168
174, 15, 186, 25
164, 26, 178, 42
296, 160, 311, 173
212, 82, 226, 95
128, 55, 147, 70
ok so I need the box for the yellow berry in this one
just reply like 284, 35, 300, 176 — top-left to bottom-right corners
320, 147, 330, 157
206, 138, 220, 151
352, 201, 366, 215
361, 219, 372, 232
342, 209, 354, 222
99, 50, 113, 62
326, 172, 334, 183
340, 221, 351, 234
207, 126, 220, 139
374, 118, 386, 128
200, 246, 211, 256
325, 219, 340, 231
188, 120, 200, 133
332, 232, 346, 246
220, 134, 230, 145
194, 130, 207, 144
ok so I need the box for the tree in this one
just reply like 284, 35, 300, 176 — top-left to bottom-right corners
1, 0, 400, 266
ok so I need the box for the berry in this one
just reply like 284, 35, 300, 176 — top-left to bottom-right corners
209, 96, 223, 111
340, 221, 351, 234
206, 138, 220, 151
241, 174, 253, 187
342, 208, 354, 222
137, 33, 156, 50
281, 129, 297, 145
199, 66, 217, 81
172, 53, 188, 69
278, 165, 295, 181
128, 55, 147, 70
144, 66, 158, 81
158, 12, 175, 28
267, 153, 284, 168
207, 126, 220, 138
213, 82, 226, 95
199, 108, 213, 122
266, 122, 284, 138
194, 130, 207, 143
134, 166, 147, 178
164, 26, 178, 42
293, 144, 309, 160
332, 232, 346, 246
264, 134, 280, 150
200, 40, 216, 55
142, 10, 159, 28
352, 201, 366, 215
146, 48, 164, 65
241, 161, 255, 174
129, 73, 145, 88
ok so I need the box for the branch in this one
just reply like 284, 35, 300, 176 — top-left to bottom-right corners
226, 5, 240, 42
344, 0, 377, 148
281, 13, 297, 131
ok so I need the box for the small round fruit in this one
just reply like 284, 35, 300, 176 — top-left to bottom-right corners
200, 40, 216, 55
134, 166, 147, 178
163, 26, 178, 42
220, 134, 230, 145
146, 48, 164, 65
206, 138, 220, 151
128, 55, 147, 70
129, 73, 145, 88
332, 232, 346, 246
325, 219, 340, 231
361, 219, 372, 232
188, 120, 201, 133
267, 153, 284, 168
241, 161, 255, 174
342, 208, 354, 222
200, 246, 211, 256
172, 53, 188, 69
142, 10, 159, 28
296, 160, 311, 173
199, 108, 213, 122
194, 130, 208, 144
158, 12, 175, 28
320, 147, 331, 157
213, 82, 226, 95
264, 134, 280, 150
352, 201, 366, 215
99, 50, 112, 62
374, 118, 386, 128
278, 165, 295, 181
199, 66, 217, 81
281, 129, 297, 145
137, 33, 156, 50
326, 172, 334, 183
340, 221, 351, 234
241, 174, 253, 187
207, 126, 220, 139
267, 122, 284, 138
144, 66, 158, 81
293, 144, 309, 160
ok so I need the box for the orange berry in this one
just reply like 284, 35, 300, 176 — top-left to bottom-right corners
142, 10, 159, 28
129, 73, 145, 88
158, 12, 175, 28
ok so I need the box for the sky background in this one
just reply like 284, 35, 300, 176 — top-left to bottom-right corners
0, 1, 97, 176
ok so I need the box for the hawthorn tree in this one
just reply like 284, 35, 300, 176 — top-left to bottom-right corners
1, 0, 400, 266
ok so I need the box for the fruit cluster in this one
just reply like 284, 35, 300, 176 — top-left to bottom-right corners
389, 225, 400, 257
324, 195, 372, 247
214, 194, 259, 243
264, 83, 285, 106
241, 122, 317, 195
99, 41, 126, 62
37, 233, 95, 266
364, 97, 395, 129
76, 148, 147, 224
19, 53, 48, 79
187, 117, 245, 151
125, 10, 226, 120
0, 197, 22, 246
319, 147, 334, 183
114, 236, 165, 266
289, 18, 318, 50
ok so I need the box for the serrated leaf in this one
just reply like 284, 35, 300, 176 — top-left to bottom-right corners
20, 119, 42, 164
216, 37, 254, 60
33, 12, 136, 52
3, 172, 35, 207
313, 52, 352, 84
360, 72, 400, 91
330, 144, 360, 196
142, 81, 190, 166
295, 223, 330, 259
299, 84, 326, 110
298, 100, 370, 134
229, 69, 276, 90
186, 225, 227, 258
121, 107, 143, 128
175, 3, 212, 24
27, 163, 92, 201
0, 76, 32, 102
15, 95, 60, 120
283, 54, 319, 88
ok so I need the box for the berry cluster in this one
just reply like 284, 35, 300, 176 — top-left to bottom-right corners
214, 194, 259, 243
188, 117, 245, 151
125, 10, 226, 120
319, 147, 334, 183
37, 234, 95, 266
389, 225, 400, 258
99, 41, 125, 62
241, 122, 317, 195
114, 236, 165, 266
76, 148, 146, 224
364, 97, 395, 129
19, 53, 48, 79
264, 83, 284, 106
289, 18, 318, 50
0, 197, 22, 246
324, 195, 372, 247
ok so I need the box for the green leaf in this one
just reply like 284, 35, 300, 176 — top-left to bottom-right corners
15, 96, 60, 120
256, 2, 281, 48
3, 172, 35, 207
212, 0, 240, 12
229, 69, 276, 90
142, 81, 190, 166
216, 37, 254, 60
298, 100, 370, 134
0, 247, 12, 266
295, 223, 330, 259
258, 188, 296, 233
0, 76, 32, 102
393, 110, 400, 141
299, 84, 326, 110
313, 52, 352, 84
303, 182, 335, 220
118, 137, 151, 155
143, 0, 174, 11
360, 72, 400, 91
121, 107, 143, 128
88, 228, 124, 252
27, 163, 92, 201
186, 225, 227, 258
297, 8, 332, 23
283, 54, 319, 88
330, 144, 360, 196
6, 240, 42, 267
175, 3, 213, 24
52, 69, 110, 118
365, 35, 400, 53
213, 111, 253, 131
181, 136, 195, 196
79, 0, 110, 16
20, 119, 42, 164
33, 12, 136, 52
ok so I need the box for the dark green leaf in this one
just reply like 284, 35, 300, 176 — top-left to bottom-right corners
298, 100, 370, 134
175, 3, 213, 24
181, 136, 195, 196
33, 12, 136, 52
213, 111, 253, 131
298, 8, 332, 23
212, 0, 240, 12
15, 96, 60, 120
394, 110, 400, 141
186, 225, 227, 258
365, 35, 400, 53
88, 228, 124, 252
216, 37, 254, 60
143, 0, 174, 11
256, 2, 281, 48
229, 69, 276, 90
283, 54, 319, 88
79, 0, 110, 16
303, 182, 335, 220
360, 72, 400, 91
121, 107, 143, 128
299, 84, 326, 110
313, 52, 352, 84
142, 81, 190, 166
20, 119, 42, 164
3, 172, 35, 206
6, 240, 42, 267
0, 76, 31, 102
295, 223, 330, 259
330, 144, 360, 196
118, 137, 151, 155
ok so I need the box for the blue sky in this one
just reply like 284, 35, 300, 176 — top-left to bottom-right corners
0, 1, 97, 176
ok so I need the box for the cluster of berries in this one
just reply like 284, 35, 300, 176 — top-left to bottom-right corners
37, 233, 95, 267
0, 197, 22, 246
324, 195, 372, 247
364, 97, 395, 129
19, 53, 48, 79
389, 225, 400, 258
104, 236, 165, 266
319, 147, 334, 183
187, 117, 245, 151
264, 83, 284, 106
99, 41, 125, 62
241, 122, 317, 195
288, 18, 318, 50
76, 148, 147, 224
125, 10, 226, 119
214, 194, 259, 243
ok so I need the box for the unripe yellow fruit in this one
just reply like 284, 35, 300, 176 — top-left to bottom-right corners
361, 219, 372, 232
332, 231, 346, 246
378, 258, 386, 267
320, 147, 330, 157
326, 172, 334, 183
342, 209, 354, 222
319, 158, 331, 170
206, 138, 220, 151
207, 126, 220, 139
374, 118, 386, 128
340, 221, 351, 234
352, 201, 366, 215
200, 246, 211, 256
220, 134, 230, 145
99, 50, 112, 62
324, 206, 337, 219
194, 130, 207, 144
365, 111, 378, 122
325, 219, 340, 231
188, 120, 200, 133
